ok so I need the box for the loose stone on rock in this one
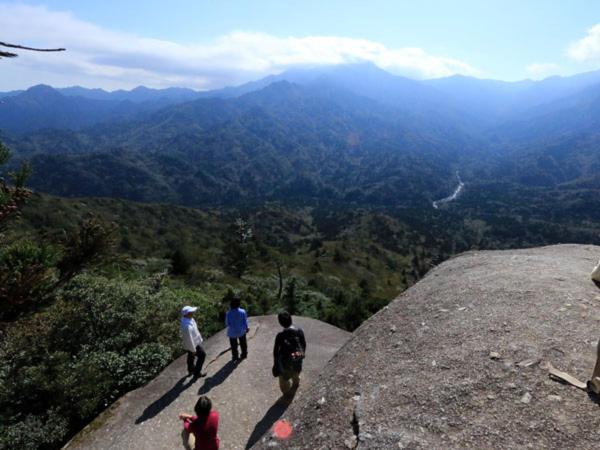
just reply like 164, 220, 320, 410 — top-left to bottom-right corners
517, 358, 540, 368
344, 436, 357, 448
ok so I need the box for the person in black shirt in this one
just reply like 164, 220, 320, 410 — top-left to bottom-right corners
272, 311, 306, 398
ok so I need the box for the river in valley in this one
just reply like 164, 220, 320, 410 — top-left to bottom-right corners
432, 172, 464, 209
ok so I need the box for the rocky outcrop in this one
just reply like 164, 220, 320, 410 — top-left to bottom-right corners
63, 315, 350, 450
257, 245, 600, 449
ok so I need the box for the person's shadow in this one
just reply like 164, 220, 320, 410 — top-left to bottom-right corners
588, 387, 600, 406
135, 375, 194, 424
245, 393, 295, 449
198, 360, 238, 395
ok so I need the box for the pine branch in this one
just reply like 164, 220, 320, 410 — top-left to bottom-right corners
0, 50, 18, 58
0, 41, 66, 52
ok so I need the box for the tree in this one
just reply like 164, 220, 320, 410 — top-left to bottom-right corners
0, 218, 116, 321
343, 294, 367, 331
283, 277, 298, 315
275, 259, 285, 300
223, 217, 255, 277
169, 246, 193, 275
0, 141, 31, 231
0, 141, 115, 321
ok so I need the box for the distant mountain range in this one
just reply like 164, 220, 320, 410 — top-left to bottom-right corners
0, 84, 204, 133
2, 63, 600, 219
0, 84, 202, 103
4, 63, 600, 132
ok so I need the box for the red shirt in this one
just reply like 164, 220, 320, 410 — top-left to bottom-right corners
184, 411, 220, 450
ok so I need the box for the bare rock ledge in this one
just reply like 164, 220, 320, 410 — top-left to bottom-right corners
256, 244, 600, 449
63, 315, 350, 450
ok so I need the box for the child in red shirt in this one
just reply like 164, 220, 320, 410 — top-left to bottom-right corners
179, 396, 220, 450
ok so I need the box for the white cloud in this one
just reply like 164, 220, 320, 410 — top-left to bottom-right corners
525, 62, 561, 79
0, 3, 480, 90
569, 24, 600, 62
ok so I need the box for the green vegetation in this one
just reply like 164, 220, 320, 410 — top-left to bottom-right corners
6, 186, 595, 450
1, 143, 424, 449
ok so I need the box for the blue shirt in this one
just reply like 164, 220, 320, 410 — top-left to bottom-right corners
225, 307, 248, 338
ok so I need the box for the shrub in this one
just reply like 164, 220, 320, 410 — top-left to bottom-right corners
120, 343, 172, 389
0, 274, 222, 450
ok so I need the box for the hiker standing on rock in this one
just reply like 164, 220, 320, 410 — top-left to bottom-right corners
179, 395, 220, 450
272, 311, 306, 398
180, 306, 207, 378
225, 297, 249, 362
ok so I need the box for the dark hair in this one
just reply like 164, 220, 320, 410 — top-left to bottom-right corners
194, 396, 212, 419
230, 297, 241, 309
278, 311, 292, 328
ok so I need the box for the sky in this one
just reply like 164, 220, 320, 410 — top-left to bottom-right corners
3, 1, 600, 91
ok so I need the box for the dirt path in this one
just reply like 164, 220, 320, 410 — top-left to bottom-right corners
64, 315, 350, 450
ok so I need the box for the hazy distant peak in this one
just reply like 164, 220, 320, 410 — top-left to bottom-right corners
239, 79, 303, 100
21, 84, 65, 102
26, 84, 59, 94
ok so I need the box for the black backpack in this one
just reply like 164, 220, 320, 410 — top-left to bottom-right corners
278, 327, 305, 372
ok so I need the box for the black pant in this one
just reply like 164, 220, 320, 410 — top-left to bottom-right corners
229, 335, 247, 360
187, 344, 206, 376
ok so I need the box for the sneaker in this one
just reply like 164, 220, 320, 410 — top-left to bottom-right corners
240, 354, 247, 360
588, 378, 600, 395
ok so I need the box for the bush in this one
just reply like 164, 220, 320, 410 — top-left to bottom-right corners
120, 343, 172, 389
0, 274, 222, 450
1, 409, 69, 450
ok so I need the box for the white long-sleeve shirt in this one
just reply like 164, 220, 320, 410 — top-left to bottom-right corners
180, 317, 203, 352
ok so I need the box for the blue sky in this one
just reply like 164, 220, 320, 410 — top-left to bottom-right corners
2, 1, 600, 90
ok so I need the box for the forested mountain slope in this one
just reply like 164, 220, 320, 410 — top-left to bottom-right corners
6, 80, 476, 207
5, 64, 600, 210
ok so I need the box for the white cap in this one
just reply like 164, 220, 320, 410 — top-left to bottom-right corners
181, 306, 198, 316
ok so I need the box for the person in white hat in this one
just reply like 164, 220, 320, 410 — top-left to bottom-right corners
180, 306, 207, 378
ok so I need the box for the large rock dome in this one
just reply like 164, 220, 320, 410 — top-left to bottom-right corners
257, 245, 600, 449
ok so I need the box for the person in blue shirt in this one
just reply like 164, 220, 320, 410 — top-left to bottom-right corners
225, 297, 249, 362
